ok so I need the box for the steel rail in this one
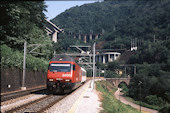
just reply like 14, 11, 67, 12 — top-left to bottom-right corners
37, 81, 88, 113
5, 95, 53, 113
37, 94, 67, 113
1, 86, 46, 102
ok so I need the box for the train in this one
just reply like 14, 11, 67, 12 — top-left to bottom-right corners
47, 55, 87, 94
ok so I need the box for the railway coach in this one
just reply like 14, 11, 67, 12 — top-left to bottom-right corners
47, 55, 87, 94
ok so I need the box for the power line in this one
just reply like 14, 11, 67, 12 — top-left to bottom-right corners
47, 11, 53, 20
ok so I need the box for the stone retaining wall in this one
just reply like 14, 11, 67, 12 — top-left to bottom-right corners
1, 68, 46, 93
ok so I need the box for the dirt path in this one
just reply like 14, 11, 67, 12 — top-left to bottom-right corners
114, 88, 158, 113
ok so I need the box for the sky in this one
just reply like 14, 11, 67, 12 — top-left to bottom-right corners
44, 1, 96, 20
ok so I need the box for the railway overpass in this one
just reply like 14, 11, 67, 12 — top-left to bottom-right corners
88, 77, 131, 88
106, 77, 131, 88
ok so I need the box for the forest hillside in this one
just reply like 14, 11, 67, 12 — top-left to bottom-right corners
52, 1, 169, 49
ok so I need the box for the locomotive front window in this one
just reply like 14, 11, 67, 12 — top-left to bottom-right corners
73, 64, 76, 70
49, 63, 71, 72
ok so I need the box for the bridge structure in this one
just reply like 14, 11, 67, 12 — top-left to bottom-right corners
72, 33, 100, 43
45, 19, 64, 43
96, 52, 121, 64
66, 29, 105, 43
106, 77, 131, 88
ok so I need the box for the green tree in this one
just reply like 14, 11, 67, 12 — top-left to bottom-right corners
107, 61, 120, 70
0, 1, 48, 51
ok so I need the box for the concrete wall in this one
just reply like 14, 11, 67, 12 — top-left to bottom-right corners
1, 68, 46, 93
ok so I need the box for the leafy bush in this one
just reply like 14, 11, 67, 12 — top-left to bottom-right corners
159, 105, 170, 113
165, 92, 170, 102
119, 82, 129, 94
105, 70, 120, 78
146, 95, 164, 106
1, 44, 49, 72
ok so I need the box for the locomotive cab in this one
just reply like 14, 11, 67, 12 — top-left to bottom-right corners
48, 63, 73, 82
47, 55, 82, 94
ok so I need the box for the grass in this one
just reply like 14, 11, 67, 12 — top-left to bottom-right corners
96, 81, 141, 113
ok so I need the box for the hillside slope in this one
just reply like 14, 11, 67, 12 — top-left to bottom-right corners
52, 1, 169, 43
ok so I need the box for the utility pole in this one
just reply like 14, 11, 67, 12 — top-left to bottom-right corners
99, 68, 101, 78
134, 66, 136, 75
104, 68, 107, 89
154, 34, 156, 42
22, 41, 27, 90
92, 42, 96, 89
135, 38, 137, 47
21, 41, 44, 90
124, 67, 127, 77
113, 25, 116, 31
139, 81, 142, 112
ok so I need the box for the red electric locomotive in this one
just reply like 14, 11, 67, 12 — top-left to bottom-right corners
47, 55, 84, 94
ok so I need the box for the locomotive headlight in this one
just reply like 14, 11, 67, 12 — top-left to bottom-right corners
65, 79, 71, 82
49, 79, 54, 81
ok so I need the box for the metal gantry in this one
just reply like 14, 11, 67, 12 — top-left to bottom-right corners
69, 45, 93, 70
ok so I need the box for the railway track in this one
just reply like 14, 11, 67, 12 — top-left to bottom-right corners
2, 82, 88, 113
4, 94, 66, 113
1, 86, 46, 102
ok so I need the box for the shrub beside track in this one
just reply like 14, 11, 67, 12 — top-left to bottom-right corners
1, 44, 49, 72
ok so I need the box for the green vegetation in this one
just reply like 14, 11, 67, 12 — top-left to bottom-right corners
125, 95, 161, 110
52, 0, 170, 110
96, 81, 140, 113
56, 33, 86, 52
0, 1, 53, 71
126, 40, 170, 111
126, 64, 170, 111
52, 3, 170, 110
121, 84, 170, 111
52, 1, 169, 49
128, 40, 170, 64
96, 61, 127, 78
159, 105, 170, 113
1, 44, 49, 72
1, 1, 51, 51
1, 1, 169, 111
